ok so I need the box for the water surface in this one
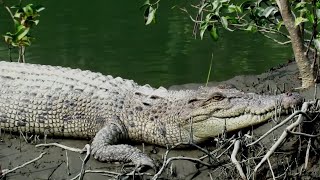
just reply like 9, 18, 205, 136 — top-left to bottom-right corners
0, 1, 292, 87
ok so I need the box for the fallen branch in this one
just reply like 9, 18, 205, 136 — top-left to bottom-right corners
35, 143, 86, 153
267, 158, 275, 180
1, 152, 46, 177
70, 170, 121, 180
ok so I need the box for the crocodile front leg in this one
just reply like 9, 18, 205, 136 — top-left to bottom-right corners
91, 121, 154, 169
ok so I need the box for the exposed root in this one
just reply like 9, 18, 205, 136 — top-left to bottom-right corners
230, 139, 246, 180
247, 111, 313, 146
253, 101, 314, 175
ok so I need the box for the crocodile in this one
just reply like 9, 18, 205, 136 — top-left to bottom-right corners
0, 61, 303, 169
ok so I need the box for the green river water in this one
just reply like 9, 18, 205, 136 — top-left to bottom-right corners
0, 1, 292, 87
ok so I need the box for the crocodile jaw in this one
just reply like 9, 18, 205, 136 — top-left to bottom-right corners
190, 111, 278, 138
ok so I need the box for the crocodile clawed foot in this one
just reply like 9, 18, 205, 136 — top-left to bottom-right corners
133, 157, 156, 172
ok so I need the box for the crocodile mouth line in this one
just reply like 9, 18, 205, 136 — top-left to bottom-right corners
191, 106, 297, 122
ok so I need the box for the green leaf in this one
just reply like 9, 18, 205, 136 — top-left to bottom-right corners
255, 7, 265, 17
220, 16, 233, 31
228, 4, 241, 13
225, 16, 239, 24
11, 42, 19, 47
23, 4, 34, 16
145, 6, 156, 25
35, 5, 45, 12
210, 1, 219, 12
294, 17, 308, 26
314, 38, 320, 51
295, 2, 306, 10
208, 25, 219, 41
20, 36, 32, 46
33, 19, 39, 25
140, 0, 150, 10
276, 21, 283, 31
317, 9, 320, 19
262, 6, 277, 18
220, 16, 228, 28
4, 35, 13, 44
13, 11, 22, 18
13, 19, 20, 28
240, 1, 252, 10
245, 24, 257, 33
307, 13, 315, 24
15, 25, 30, 40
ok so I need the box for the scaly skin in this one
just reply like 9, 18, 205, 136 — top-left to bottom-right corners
0, 61, 303, 168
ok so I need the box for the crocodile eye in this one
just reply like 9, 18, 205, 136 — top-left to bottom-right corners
211, 94, 225, 101
202, 93, 225, 106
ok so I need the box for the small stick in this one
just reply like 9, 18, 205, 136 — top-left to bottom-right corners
19, 130, 28, 143
153, 156, 213, 180
314, 83, 317, 101
267, 158, 275, 180
78, 144, 90, 180
208, 172, 213, 180
36, 143, 85, 153
230, 140, 246, 180
142, 143, 145, 153
152, 149, 170, 180
199, 136, 235, 160
48, 162, 63, 179
216, 140, 235, 159
44, 130, 48, 144
70, 170, 123, 180
304, 138, 311, 170
287, 130, 320, 138
1, 152, 46, 176
19, 131, 22, 152
66, 151, 71, 175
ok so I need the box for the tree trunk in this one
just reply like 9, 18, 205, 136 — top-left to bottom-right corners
277, 0, 315, 88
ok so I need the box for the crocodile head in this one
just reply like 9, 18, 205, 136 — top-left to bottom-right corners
180, 86, 303, 140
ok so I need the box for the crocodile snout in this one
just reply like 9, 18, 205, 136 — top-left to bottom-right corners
281, 92, 304, 109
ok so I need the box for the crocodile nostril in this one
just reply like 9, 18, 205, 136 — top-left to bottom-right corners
286, 92, 292, 96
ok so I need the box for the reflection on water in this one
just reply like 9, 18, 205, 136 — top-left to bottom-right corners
0, 1, 292, 87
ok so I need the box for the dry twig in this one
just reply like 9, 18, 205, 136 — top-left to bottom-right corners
35, 142, 86, 153
78, 144, 91, 180
1, 152, 46, 177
